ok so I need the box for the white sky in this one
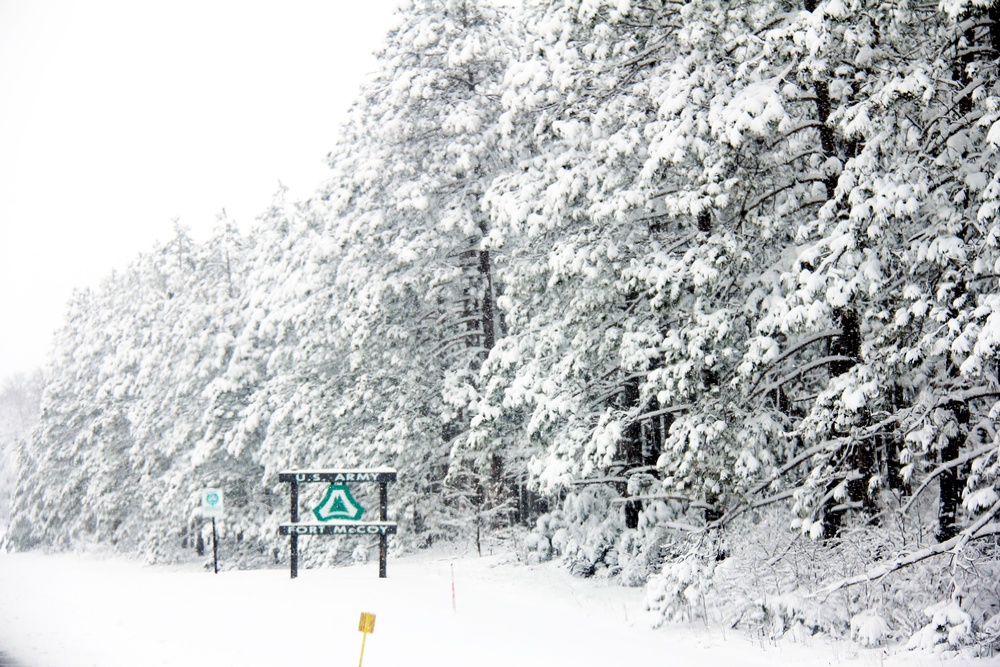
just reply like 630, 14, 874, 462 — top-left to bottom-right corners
0, 0, 399, 380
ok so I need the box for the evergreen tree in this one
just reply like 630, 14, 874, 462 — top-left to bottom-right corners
0, 372, 43, 537
6, 223, 256, 559
319, 0, 516, 537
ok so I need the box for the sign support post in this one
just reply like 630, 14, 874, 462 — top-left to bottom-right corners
289, 479, 299, 579
378, 480, 389, 578
211, 517, 219, 574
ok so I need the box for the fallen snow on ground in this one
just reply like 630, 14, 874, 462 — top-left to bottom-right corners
0, 544, 993, 667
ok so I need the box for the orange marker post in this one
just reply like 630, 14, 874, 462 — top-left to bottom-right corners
358, 612, 376, 667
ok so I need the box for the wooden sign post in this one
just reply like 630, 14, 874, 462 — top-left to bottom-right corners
278, 469, 397, 579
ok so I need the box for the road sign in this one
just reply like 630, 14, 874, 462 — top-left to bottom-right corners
201, 488, 225, 518
279, 468, 397, 579
358, 612, 376, 634
279, 470, 397, 484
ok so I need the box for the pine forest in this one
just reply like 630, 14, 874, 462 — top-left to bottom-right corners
4, 0, 1000, 653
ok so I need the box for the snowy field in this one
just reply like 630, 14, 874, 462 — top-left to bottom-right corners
0, 544, 994, 667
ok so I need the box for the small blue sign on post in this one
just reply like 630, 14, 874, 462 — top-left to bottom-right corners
200, 488, 224, 574
201, 488, 225, 518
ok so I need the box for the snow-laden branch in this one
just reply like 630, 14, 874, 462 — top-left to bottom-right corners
619, 33, 672, 68
749, 488, 797, 511
901, 442, 997, 515
431, 330, 485, 355
766, 120, 826, 148
610, 493, 716, 512
743, 329, 842, 396
742, 174, 830, 217
750, 439, 841, 496
701, 438, 845, 531
941, 386, 1000, 405
752, 355, 855, 401
634, 403, 692, 421
816, 498, 1000, 597
923, 91, 985, 156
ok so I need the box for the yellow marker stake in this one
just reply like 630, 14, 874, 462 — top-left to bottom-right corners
358, 612, 376, 667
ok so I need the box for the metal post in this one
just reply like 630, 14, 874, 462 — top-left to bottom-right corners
211, 517, 219, 574
290, 480, 299, 579
379, 481, 388, 578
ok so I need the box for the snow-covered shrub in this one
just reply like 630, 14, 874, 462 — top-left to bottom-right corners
522, 530, 553, 563
616, 528, 657, 587
647, 509, 838, 636
906, 541, 1000, 656
527, 485, 680, 583
981, 612, 1000, 652
527, 486, 625, 578
851, 609, 892, 647
907, 601, 974, 652
646, 548, 718, 624
642, 499, 1000, 655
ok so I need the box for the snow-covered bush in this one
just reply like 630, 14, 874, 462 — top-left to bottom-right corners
646, 511, 825, 636
527, 485, 679, 584
850, 609, 892, 647
527, 486, 627, 578
616, 527, 658, 588
642, 502, 1000, 655
646, 548, 718, 625
522, 530, 553, 563
907, 601, 974, 653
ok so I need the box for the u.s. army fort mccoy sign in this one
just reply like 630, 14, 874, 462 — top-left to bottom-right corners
278, 469, 397, 579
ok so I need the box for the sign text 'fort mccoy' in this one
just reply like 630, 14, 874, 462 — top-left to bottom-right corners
279, 522, 398, 536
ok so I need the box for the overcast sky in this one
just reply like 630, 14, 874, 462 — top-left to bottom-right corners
0, 0, 399, 380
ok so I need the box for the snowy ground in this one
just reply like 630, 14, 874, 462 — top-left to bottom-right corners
0, 543, 994, 667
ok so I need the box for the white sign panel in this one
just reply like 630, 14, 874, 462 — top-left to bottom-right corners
201, 488, 225, 518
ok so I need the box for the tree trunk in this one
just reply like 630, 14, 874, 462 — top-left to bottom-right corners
488, 452, 508, 528
620, 374, 643, 529
936, 400, 970, 542
479, 249, 497, 353
812, 80, 839, 200
823, 308, 872, 539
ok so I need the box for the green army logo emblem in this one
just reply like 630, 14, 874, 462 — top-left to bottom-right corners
312, 484, 365, 522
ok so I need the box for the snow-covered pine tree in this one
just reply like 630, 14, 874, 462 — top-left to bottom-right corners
768, 0, 1000, 557
6, 222, 254, 561
636, 0, 1000, 643
317, 0, 516, 542
0, 372, 42, 538
473, 0, 826, 567
475, 0, 674, 518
